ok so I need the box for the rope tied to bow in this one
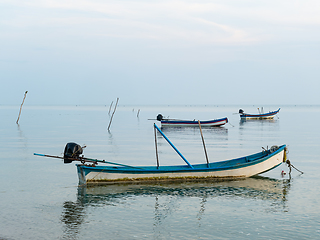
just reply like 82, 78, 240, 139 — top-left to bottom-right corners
286, 159, 304, 174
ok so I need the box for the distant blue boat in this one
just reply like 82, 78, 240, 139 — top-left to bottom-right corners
239, 108, 280, 120
156, 114, 228, 127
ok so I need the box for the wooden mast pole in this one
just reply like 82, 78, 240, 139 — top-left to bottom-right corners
154, 124, 160, 168
198, 120, 209, 167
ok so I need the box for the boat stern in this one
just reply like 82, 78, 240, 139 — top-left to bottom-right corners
77, 164, 87, 185
283, 146, 288, 162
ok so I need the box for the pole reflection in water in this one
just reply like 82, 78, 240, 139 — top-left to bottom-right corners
60, 177, 292, 238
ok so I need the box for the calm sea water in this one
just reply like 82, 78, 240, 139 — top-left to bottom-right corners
1, 105, 320, 239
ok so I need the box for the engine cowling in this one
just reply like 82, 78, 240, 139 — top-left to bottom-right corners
63, 142, 83, 164
157, 114, 163, 121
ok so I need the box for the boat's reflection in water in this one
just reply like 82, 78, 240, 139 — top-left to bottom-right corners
159, 126, 229, 144
61, 177, 292, 238
239, 118, 278, 125
160, 125, 228, 135
61, 201, 86, 239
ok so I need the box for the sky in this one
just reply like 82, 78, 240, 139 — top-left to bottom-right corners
1, 0, 320, 106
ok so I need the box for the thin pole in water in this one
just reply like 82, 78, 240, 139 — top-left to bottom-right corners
137, 109, 140, 117
108, 101, 113, 115
154, 125, 159, 168
108, 98, 119, 131
154, 123, 193, 169
16, 91, 28, 124
198, 120, 209, 167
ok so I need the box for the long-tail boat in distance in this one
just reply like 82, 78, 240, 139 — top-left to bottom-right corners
238, 108, 280, 120
156, 114, 228, 127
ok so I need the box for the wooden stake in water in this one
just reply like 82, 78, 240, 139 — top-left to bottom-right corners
16, 91, 28, 124
198, 120, 209, 167
107, 98, 119, 130
137, 109, 140, 117
108, 101, 113, 115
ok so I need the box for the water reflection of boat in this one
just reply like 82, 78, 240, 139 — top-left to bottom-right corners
60, 177, 292, 238
160, 125, 228, 135
61, 200, 86, 239
77, 177, 288, 203
240, 118, 278, 124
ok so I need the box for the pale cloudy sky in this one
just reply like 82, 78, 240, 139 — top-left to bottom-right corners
1, 0, 320, 105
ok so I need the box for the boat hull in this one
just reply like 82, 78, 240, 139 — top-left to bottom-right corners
161, 117, 228, 127
77, 145, 286, 185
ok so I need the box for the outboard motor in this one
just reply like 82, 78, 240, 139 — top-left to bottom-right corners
64, 142, 83, 164
239, 109, 244, 114
270, 145, 279, 153
156, 114, 163, 121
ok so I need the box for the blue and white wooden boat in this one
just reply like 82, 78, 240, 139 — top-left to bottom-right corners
239, 108, 280, 120
156, 114, 228, 127
76, 145, 286, 185
34, 124, 287, 185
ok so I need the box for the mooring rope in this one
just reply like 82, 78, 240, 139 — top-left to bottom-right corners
286, 159, 303, 174
228, 122, 235, 127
